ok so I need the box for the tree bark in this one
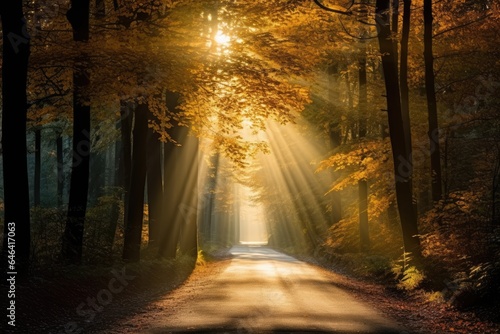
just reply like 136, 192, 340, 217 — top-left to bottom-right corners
1, 0, 31, 275
158, 91, 184, 259
329, 124, 342, 225
61, 0, 91, 265
56, 132, 64, 207
120, 101, 133, 226
105, 128, 121, 250
147, 115, 163, 246
88, 137, 105, 206
179, 134, 199, 257
358, 180, 369, 251
122, 102, 148, 262
159, 135, 182, 258
327, 64, 342, 226
400, 0, 412, 158
358, 42, 369, 252
104, 116, 123, 250
392, 0, 399, 62
62, 65, 91, 264
204, 153, 220, 243
96, 0, 105, 18
376, 0, 421, 260
34, 129, 41, 207
424, 0, 443, 202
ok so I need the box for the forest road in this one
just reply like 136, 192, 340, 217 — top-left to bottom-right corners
99, 245, 409, 334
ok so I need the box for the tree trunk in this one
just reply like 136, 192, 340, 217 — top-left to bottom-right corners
104, 117, 124, 250
62, 62, 91, 264
358, 58, 367, 139
400, 0, 413, 158
105, 129, 121, 251
159, 128, 186, 258
204, 153, 220, 243
158, 91, 184, 259
392, 0, 399, 61
56, 132, 64, 207
358, 41, 369, 252
96, 0, 105, 18
62, 0, 91, 265
120, 101, 133, 227
34, 129, 41, 207
358, 180, 369, 251
376, 0, 421, 261
147, 116, 163, 246
424, 0, 443, 202
492, 144, 500, 225
179, 134, 199, 258
327, 64, 342, 225
329, 124, 342, 225
89, 140, 106, 206
122, 102, 149, 262
1, 0, 32, 275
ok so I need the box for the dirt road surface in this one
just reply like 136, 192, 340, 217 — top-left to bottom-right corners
91, 245, 408, 333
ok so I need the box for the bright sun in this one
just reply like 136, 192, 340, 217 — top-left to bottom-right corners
215, 30, 231, 45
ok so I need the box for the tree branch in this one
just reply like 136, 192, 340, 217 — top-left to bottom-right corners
433, 14, 491, 39
313, 0, 352, 16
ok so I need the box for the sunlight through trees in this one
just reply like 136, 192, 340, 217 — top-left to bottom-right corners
0, 2, 499, 330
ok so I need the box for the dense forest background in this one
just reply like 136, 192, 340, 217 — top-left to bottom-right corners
1, 0, 499, 323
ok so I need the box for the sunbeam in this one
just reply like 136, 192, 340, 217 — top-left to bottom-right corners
196, 113, 332, 253
238, 184, 268, 245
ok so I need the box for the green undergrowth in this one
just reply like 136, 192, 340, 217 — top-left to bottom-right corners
293, 245, 500, 315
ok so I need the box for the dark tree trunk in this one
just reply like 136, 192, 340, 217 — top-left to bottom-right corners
327, 63, 342, 226
384, 0, 411, 232
387, 198, 399, 228
147, 115, 163, 246
424, 0, 443, 201
400, 0, 412, 158
120, 101, 133, 227
105, 129, 121, 250
89, 133, 106, 205
62, 67, 91, 264
1, 0, 31, 275
56, 132, 64, 207
392, 0, 399, 61
103, 0, 124, 243
492, 144, 500, 225
358, 180, 369, 251
159, 135, 182, 259
204, 153, 220, 243
327, 64, 343, 226
376, 0, 421, 260
358, 44, 369, 252
329, 124, 342, 225
104, 116, 124, 250
34, 129, 41, 207
158, 91, 184, 259
122, 103, 149, 262
381, 0, 415, 245
96, 0, 105, 18
392, 0, 413, 163
358, 57, 367, 139
179, 135, 199, 258
61, 0, 91, 265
